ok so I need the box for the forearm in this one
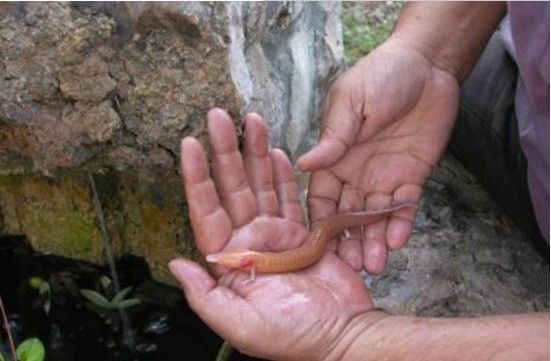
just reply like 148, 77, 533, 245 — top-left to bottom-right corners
390, 2, 506, 81
334, 312, 549, 361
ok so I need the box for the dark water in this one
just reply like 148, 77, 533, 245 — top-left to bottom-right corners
0, 236, 260, 361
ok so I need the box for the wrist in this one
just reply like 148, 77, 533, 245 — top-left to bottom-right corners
321, 311, 391, 361
388, 2, 505, 82
369, 36, 461, 91
325, 312, 549, 361
386, 32, 462, 83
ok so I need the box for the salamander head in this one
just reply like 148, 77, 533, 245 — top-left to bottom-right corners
206, 251, 256, 271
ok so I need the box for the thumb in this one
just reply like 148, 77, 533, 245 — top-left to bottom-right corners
297, 91, 360, 172
169, 258, 216, 299
297, 137, 348, 172
168, 259, 251, 343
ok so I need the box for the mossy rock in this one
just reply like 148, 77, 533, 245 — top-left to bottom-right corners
0, 169, 201, 284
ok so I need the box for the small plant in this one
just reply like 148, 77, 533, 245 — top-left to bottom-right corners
0, 296, 45, 361
28, 277, 51, 315
0, 296, 16, 361
79, 276, 141, 311
15, 338, 45, 361
215, 341, 233, 361
0, 338, 46, 361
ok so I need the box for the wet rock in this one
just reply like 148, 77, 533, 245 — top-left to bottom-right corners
133, 341, 158, 354
144, 312, 171, 335
134, 281, 182, 308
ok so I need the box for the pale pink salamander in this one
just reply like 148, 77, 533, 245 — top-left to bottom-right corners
206, 201, 418, 275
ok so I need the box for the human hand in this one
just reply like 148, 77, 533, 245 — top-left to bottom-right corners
298, 38, 460, 274
169, 109, 382, 360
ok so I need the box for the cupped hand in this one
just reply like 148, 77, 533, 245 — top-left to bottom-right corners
170, 109, 379, 360
298, 39, 460, 274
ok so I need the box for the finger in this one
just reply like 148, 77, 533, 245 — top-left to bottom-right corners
180, 137, 233, 255
243, 113, 279, 216
387, 183, 423, 250
307, 169, 342, 251
362, 193, 390, 275
297, 84, 360, 171
270, 148, 304, 223
336, 185, 364, 271
208, 108, 256, 227
220, 217, 307, 253
168, 259, 256, 349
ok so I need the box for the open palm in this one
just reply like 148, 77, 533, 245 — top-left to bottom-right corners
170, 109, 376, 360
298, 41, 459, 274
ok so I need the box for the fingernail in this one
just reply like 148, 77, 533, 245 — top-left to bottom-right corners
344, 250, 362, 271
388, 224, 410, 250
297, 151, 313, 170
366, 244, 385, 275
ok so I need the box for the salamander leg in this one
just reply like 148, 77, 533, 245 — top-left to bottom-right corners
244, 267, 256, 284
340, 229, 351, 241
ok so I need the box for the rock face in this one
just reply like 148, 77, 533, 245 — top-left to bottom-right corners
365, 154, 549, 316
0, 2, 343, 173
0, 2, 343, 282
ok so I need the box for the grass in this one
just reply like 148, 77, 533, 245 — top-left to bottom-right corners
342, 1, 404, 66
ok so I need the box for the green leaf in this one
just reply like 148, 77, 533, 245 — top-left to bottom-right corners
38, 282, 50, 296
111, 286, 133, 305
112, 298, 141, 309
0, 352, 6, 361
28, 277, 44, 290
99, 276, 112, 290
16, 338, 45, 361
80, 289, 112, 309
43, 300, 51, 315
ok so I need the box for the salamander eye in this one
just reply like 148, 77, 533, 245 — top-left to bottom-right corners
239, 257, 254, 270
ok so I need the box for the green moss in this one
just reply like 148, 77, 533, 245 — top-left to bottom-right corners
5, 174, 105, 262
0, 168, 200, 284
31, 210, 102, 258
